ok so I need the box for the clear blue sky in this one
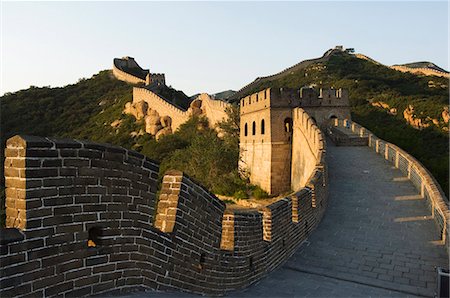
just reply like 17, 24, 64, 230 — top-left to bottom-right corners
1, 1, 448, 96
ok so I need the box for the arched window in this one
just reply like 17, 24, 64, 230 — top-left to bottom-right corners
252, 121, 256, 135
284, 118, 292, 133
329, 115, 337, 119
261, 119, 265, 135
244, 123, 248, 136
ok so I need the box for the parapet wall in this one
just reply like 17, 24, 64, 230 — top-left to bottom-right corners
112, 59, 147, 85
391, 65, 449, 78
133, 87, 190, 131
291, 108, 327, 193
197, 93, 232, 127
331, 119, 449, 247
1, 134, 328, 297
132, 88, 231, 132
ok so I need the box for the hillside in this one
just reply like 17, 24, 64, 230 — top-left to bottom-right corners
1, 71, 147, 149
233, 49, 449, 196
0, 70, 247, 226
212, 90, 236, 101
393, 61, 449, 74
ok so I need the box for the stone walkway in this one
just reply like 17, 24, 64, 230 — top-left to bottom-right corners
232, 142, 448, 297
126, 142, 448, 297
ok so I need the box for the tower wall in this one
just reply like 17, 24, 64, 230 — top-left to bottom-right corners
240, 88, 295, 195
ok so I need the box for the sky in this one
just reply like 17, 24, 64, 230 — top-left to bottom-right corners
1, 1, 448, 96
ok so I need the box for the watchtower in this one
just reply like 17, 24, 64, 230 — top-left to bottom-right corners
239, 86, 350, 195
239, 88, 298, 195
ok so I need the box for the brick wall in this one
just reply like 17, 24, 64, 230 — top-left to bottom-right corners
1, 134, 328, 297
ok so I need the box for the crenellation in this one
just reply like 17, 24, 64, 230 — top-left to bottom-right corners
1, 133, 329, 297
241, 86, 330, 195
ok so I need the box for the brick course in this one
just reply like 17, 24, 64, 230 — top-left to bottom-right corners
1, 134, 328, 297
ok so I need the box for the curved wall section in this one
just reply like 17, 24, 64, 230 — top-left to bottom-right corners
330, 119, 449, 247
1, 134, 328, 297
291, 108, 326, 191
112, 61, 147, 85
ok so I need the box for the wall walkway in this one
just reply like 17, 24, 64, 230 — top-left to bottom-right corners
0, 130, 327, 297
231, 140, 448, 297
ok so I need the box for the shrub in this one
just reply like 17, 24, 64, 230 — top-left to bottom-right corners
252, 186, 269, 199
233, 190, 249, 200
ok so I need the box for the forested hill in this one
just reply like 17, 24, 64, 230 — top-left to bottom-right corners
1, 71, 135, 146
231, 49, 449, 197
1, 70, 185, 150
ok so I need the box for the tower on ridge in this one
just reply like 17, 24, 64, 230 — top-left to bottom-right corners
239, 86, 350, 195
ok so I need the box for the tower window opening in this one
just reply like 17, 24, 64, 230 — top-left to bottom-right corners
284, 118, 293, 133
252, 121, 256, 135
261, 119, 265, 135
244, 123, 248, 136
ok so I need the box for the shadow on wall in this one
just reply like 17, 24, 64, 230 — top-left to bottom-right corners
1, 132, 328, 297
328, 118, 449, 249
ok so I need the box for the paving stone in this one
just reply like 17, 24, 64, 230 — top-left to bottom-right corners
126, 142, 449, 298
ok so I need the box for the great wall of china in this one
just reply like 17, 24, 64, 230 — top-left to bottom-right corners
0, 55, 448, 297
355, 53, 450, 78
0, 106, 327, 296
329, 119, 449, 246
115, 56, 231, 136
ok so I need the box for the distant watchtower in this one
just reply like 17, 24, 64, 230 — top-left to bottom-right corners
239, 88, 298, 195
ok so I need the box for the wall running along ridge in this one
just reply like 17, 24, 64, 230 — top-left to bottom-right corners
132, 87, 190, 131
390, 65, 449, 78
1, 130, 327, 297
132, 87, 231, 132
112, 64, 146, 85
330, 119, 449, 248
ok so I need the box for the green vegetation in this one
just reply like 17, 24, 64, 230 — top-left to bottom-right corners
240, 51, 449, 198
0, 51, 448, 229
251, 185, 269, 199
0, 72, 263, 229
352, 105, 449, 196
396, 61, 449, 73
1, 71, 132, 141
140, 115, 245, 196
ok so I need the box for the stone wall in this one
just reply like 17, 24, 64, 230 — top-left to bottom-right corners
132, 87, 190, 131
391, 65, 449, 78
291, 108, 326, 191
197, 93, 231, 128
112, 58, 147, 85
330, 119, 449, 248
1, 134, 328, 297
131, 88, 231, 133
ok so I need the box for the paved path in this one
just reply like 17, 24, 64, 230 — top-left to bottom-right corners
127, 142, 448, 297
232, 142, 448, 297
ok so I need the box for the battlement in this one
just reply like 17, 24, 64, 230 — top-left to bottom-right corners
240, 87, 349, 116
113, 57, 166, 86
240, 88, 299, 115
1, 134, 328, 297
146, 73, 166, 85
